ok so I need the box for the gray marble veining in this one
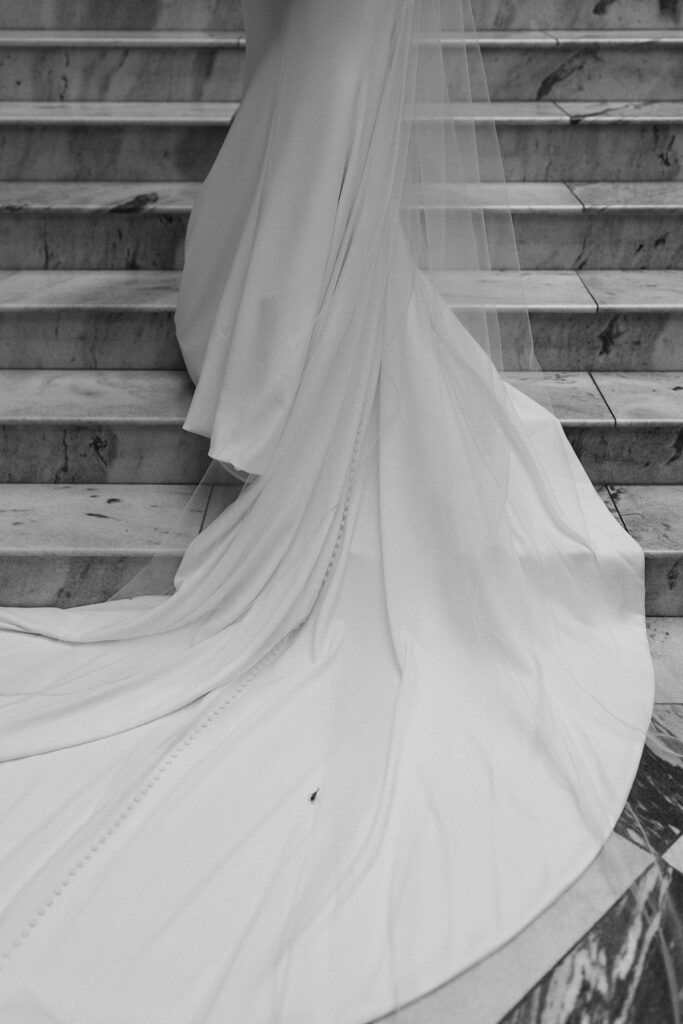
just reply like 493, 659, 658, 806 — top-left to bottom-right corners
497, 119, 683, 182
0, 0, 243, 32
1, 101, 682, 182
0, 123, 227, 181
474, 38, 683, 103
0, 420, 209, 485
465, 0, 683, 31
0, 309, 180, 371
0, 42, 245, 103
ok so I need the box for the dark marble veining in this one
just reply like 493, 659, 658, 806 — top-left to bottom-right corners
501, 862, 683, 1024
477, 42, 683, 103
615, 705, 683, 854
526, 311, 683, 372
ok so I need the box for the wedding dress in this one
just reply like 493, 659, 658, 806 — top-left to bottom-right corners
0, 1, 674, 1021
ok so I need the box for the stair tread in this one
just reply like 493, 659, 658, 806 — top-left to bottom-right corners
2, 28, 682, 47
546, 29, 683, 44
5, 181, 683, 214
506, 371, 683, 427
0, 30, 246, 46
2, 269, 682, 313
569, 182, 683, 210
0, 181, 202, 211
0, 269, 179, 308
0, 480, 676, 551
0, 367, 680, 430
0, 101, 240, 124
5, 99, 682, 125
592, 372, 683, 424
608, 484, 683, 551
556, 100, 683, 122
579, 270, 683, 310
0, 369, 192, 421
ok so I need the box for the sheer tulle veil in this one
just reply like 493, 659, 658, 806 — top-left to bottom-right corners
0, 0, 681, 1019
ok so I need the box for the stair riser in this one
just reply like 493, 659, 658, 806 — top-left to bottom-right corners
1, 0, 680, 31
646, 557, 683, 616
0, 422, 679, 485
1, 122, 680, 182
460, 47, 683, 103
568, 426, 683, 485
4, 46, 683, 104
0, 46, 245, 104
0, 553, 181, 607
0, 550, 676, 612
1, 310, 680, 373
511, 213, 683, 271
3, 210, 682, 272
0, 124, 227, 181
497, 123, 683, 182
0, 423, 209, 484
525, 313, 683, 373
0, 0, 243, 31
465, 0, 683, 31
0, 213, 188, 271
0, 310, 181, 369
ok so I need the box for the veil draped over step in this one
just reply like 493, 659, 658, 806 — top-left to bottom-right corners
0, 0, 681, 1020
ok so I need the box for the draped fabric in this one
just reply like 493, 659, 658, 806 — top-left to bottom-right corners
0, 2, 676, 1020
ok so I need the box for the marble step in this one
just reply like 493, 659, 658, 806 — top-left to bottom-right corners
0, 0, 681, 32
0, 101, 682, 182
0, 270, 682, 373
3, 181, 683, 272
3, 31, 683, 103
0, 369, 211, 484
0, 368, 681, 486
0, 482, 680, 620
0, 482, 241, 606
606, 485, 683, 616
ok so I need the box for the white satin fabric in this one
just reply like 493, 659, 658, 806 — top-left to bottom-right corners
0, 1, 655, 1021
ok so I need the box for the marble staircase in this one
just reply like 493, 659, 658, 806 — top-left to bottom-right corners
0, 0, 681, 687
